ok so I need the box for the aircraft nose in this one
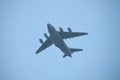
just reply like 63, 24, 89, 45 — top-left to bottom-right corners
47, 23, 56, 33
47, 23, 52, 33
47, 23, 50, 28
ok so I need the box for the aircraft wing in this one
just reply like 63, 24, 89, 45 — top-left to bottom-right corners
58, 32, 88, 39
36, 37, 53, 54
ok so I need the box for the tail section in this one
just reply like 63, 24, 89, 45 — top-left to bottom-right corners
70, 48, 83, 53
62, 48, 83, 58
63, 54, 72, 58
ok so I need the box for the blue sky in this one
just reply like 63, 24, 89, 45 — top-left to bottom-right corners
0, 0, 120, 80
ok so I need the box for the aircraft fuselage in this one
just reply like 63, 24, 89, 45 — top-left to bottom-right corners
47, 24, 72, 57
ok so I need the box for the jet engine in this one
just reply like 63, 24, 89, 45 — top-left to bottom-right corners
68, 28, 72, 32
59, 27, 64, 32
44, 33, 49, 38
39, 39, 43, 44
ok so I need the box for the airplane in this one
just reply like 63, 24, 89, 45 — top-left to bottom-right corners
36, 23, 88, 58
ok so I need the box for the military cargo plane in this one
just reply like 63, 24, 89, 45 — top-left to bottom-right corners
36, 23, 88, 58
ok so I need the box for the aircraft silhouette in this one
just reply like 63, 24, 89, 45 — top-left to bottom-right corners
36, 23, 88, 58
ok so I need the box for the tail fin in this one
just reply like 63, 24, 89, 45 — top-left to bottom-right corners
70, 48, 83, 53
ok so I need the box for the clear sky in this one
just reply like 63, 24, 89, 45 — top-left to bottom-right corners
0, 0, 120, 80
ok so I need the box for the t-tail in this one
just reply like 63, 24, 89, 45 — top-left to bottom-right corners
63, 54, 72, 58
63, 48, 83, 58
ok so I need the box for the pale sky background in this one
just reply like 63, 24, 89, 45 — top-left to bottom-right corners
0, 0, 120, 80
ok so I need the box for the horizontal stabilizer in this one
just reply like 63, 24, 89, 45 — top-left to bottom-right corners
70, 48, 83, 53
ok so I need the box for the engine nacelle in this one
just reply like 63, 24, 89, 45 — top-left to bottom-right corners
39, 39, 43, 44
44, 33, 49, 38
68, 28, 72, 32
59, 27, 64, 32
